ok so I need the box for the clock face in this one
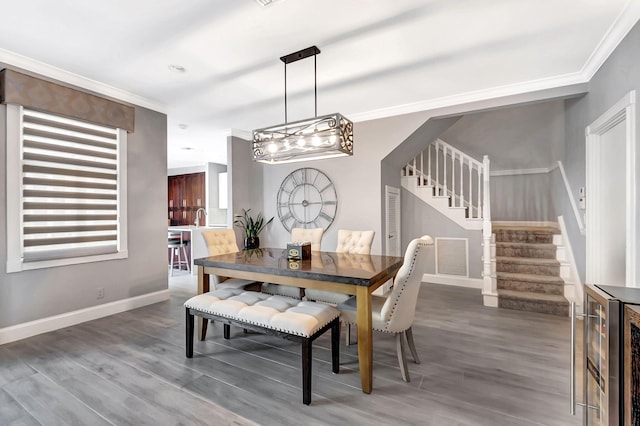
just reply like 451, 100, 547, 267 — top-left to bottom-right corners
277, 168, 337, 232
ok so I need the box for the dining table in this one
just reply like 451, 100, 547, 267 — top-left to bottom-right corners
194, 248, 404, 394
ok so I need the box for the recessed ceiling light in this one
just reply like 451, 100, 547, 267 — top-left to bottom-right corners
181, 147, 194, 151
178, 123, 188, 130
168, 64, 187, 74
255, 0, 283, 6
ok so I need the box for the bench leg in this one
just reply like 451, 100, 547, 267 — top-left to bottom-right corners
223, 324, 230, 340
302, 338, 312, 405
186, 308, 194, 358
199, 318, 208, 341
331, 319, 340, 374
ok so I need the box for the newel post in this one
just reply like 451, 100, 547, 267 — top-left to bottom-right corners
481, 155, 498, 307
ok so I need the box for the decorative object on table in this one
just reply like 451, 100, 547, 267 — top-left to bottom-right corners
233, 208, 274, 249
287, 241, 311, 260
277, 168, 337, 232
252, 45, 353, 164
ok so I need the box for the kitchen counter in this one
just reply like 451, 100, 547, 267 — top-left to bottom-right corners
169, 225, 228, 275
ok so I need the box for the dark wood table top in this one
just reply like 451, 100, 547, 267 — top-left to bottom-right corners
194, 248, 403, 287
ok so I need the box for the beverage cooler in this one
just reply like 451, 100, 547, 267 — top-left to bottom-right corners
571, 284, 640, 425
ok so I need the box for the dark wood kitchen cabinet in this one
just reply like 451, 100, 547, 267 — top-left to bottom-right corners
168, 172, 205, 226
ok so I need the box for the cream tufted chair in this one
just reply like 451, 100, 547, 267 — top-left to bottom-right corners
290, 227, 324, 251
337, 235, 434, 382
201, 229, 257, 290
305, 230, 375, 304
261, 227, 324, 298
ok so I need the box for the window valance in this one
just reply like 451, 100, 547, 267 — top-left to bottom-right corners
0, 68, 134, 132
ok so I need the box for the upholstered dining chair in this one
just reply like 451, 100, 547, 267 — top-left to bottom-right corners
305, 229, 375, 304
261, 227, 324, 298
337, 235, 434, 382
201, 229, 257, 291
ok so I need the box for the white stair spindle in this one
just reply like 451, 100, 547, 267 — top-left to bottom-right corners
477, 166, 482, 219
428, 144, 432, 187
435, 143, 440, 195
443, 146, 448, 198
460, 155, 464, 211
451, 151, 456, 206
469, 163, 474, 217
420, 151, 424, 186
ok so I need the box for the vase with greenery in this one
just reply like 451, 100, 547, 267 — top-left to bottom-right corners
234, 208, 274, 249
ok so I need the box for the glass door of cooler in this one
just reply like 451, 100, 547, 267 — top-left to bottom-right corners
585, 292, 607, 425
583, 285, 620, 426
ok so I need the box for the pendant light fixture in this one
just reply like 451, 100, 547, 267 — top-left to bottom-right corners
252, 46, 353, 164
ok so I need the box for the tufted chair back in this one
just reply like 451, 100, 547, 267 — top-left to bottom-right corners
335, 230, 374, 254
380, 235, 434, 333
291, 227, 324, 251
201, 228, 240, 255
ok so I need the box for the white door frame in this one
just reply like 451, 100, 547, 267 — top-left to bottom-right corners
585, 90, 637, 286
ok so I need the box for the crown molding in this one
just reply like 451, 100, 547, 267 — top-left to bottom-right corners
351, 2, 640, 124
350, 73, 588, 123
580, 0, 640, 80
0, 48, 167, 113
227, 128, 253, 141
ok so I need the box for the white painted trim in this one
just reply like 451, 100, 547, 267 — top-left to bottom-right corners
585, 90, 637, 287
557, 215, 583, 306
581, 1, 640, 80
0, 48, 166, 113
490, 164, 558, 177
422, 273, 482, 289
557, 160, 586, 235
0, 290, 170, 345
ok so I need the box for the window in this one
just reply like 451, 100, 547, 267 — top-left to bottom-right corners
6, 104, 128, 272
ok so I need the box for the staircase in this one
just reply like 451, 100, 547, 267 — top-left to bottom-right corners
494, 224, 570, 316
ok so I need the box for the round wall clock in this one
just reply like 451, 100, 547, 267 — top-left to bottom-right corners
277, 168, 337, 232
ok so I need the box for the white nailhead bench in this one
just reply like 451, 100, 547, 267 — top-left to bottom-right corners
184, 289, 340, 405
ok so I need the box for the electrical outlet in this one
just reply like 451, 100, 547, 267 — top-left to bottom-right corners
97, 287, 105, 299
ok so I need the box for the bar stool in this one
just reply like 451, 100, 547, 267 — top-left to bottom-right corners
168, 231, 190, 275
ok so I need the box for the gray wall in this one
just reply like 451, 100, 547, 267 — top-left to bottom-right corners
0, 102, 168, 328
402, 188, 482, 278
441, 101, 565, 170
206, 162, 228, 226
559, 20, 640, 283
440, 100, 565, 222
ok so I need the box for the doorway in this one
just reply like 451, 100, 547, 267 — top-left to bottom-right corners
586, 91, 637, 287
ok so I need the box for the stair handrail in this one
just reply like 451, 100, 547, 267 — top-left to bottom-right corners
403, 138, 487, 219
402, 138, 497, 305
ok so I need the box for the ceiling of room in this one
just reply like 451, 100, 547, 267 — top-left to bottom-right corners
0, 0, 636, 168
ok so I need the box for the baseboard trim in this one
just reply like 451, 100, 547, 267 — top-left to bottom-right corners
0, 289, 170, 345
422, 273, 482, 289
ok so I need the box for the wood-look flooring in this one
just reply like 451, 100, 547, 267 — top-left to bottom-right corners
0, 279, 582, 425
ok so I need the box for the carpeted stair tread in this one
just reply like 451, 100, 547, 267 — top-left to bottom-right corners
493, 225, 560, 233
498, 290, 569, 316
496, 242, 557, 259
497, 271, 563, 284
498, 289, 567, 303
496, 256, 560, 266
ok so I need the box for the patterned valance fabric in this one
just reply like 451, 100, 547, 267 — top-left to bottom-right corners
0, 68, 134, 132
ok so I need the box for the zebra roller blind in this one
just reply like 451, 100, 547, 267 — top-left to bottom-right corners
21, 108, 121, 262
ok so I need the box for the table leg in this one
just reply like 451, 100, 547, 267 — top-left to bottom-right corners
356, 286, 373, 394
197, 266, 210, 340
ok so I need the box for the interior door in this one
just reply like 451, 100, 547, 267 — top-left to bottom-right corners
385, 185, 401, 257
586, 91, 637, 287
